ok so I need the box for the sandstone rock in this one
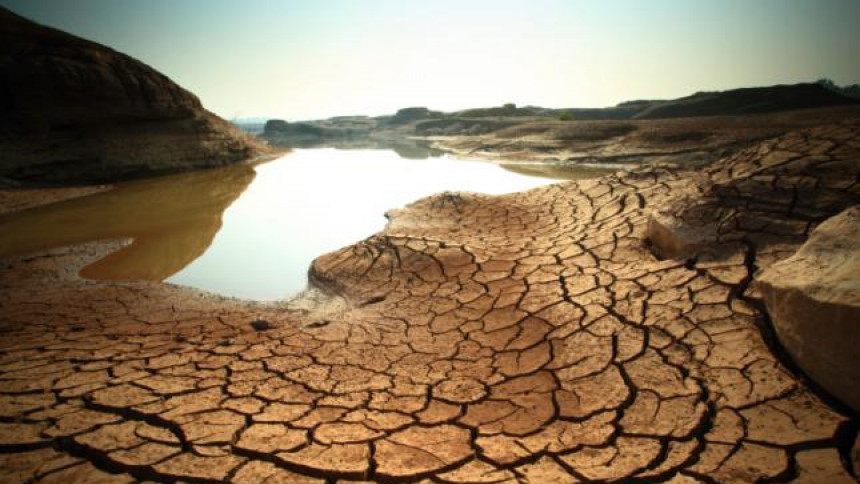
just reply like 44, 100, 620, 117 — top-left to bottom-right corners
757, 206, 860, 411
646, 177, 721, 261
647, 208, 717, 259
0, 7, 261, 183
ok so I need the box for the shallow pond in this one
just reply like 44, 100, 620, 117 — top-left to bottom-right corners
0, 149, 610, 300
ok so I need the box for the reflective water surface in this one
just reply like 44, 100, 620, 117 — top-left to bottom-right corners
0, 164, 255, 281
0, 149, 609, 300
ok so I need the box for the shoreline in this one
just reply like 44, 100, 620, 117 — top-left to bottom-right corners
262, 105, 860, 170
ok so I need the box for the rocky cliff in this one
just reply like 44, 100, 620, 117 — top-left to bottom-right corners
0, 7, 261, 184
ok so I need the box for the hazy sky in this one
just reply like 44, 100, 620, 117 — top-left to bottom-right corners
3, 0, 859, 120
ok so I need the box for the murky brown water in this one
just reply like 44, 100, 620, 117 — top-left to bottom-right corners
0, 149, 609, 300
0, 163, 255, 281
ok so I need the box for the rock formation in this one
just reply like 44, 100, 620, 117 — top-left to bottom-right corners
0, 7, 260, 183
757, 206, 860, 411
1, 119, 858, 481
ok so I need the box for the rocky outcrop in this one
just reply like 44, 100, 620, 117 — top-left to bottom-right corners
757, 206, 860, 411
0, 7, 260, 183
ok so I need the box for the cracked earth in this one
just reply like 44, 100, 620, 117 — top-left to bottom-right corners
1, 120, 859, 482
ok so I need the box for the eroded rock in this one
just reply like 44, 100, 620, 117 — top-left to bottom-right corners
758, 206, 860, 411
647, 204, 718, 259
0, 7, 261, 183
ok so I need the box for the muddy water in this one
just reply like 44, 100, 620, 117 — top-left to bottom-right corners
0, 149, 608, 300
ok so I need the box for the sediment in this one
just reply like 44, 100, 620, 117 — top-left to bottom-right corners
0, 119, 858, 482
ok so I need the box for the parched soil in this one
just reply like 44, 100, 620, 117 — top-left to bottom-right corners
0, 120, 858, 482
428, 105, 860, 168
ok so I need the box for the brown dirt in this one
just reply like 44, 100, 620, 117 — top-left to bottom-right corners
1, 119, 859, 482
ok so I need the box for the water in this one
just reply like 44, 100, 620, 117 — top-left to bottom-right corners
0, 149, 608, 300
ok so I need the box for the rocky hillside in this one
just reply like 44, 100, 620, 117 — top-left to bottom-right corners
0, 7, 261, 184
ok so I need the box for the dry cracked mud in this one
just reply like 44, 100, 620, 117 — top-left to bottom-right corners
1, 120, 859, 482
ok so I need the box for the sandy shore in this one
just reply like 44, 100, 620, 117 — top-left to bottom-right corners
1, 120, 858, 482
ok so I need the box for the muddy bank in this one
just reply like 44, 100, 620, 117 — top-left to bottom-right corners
1, 119, 859, 482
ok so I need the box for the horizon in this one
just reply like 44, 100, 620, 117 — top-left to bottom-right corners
2, 0, 859, 121
230, 79, 857, 123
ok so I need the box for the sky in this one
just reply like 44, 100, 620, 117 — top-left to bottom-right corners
2, 0, 859, 121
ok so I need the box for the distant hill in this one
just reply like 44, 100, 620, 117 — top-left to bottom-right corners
631, 83, 858, 119
264, 83, 860, 143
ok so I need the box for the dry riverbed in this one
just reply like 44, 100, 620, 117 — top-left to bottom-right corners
1, 121, 859, 482
424, 106, 860, 168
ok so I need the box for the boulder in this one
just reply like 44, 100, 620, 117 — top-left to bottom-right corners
757, 206, 860, 411
645, 179, 720, 260
646, 209, 717, 259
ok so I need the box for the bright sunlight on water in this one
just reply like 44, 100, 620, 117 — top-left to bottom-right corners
167, 149, 596, 300
0, 149, 609, 300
